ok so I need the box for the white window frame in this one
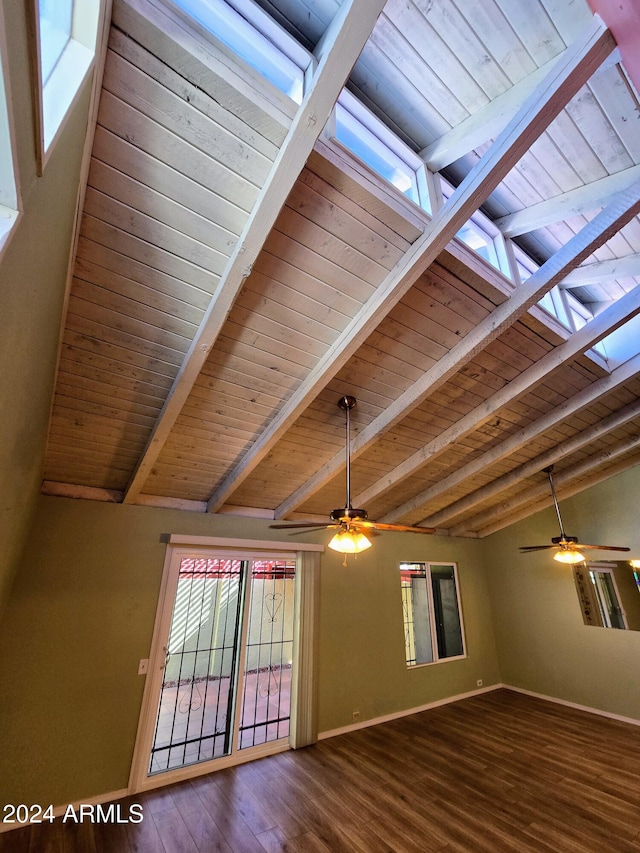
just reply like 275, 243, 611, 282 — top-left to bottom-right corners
440, 176, 511, 277
328, 89, 430, 211
167, 0, 309, 103
0, 14, 20, 254
30, 0, 100, 174
399, 561, 466, 668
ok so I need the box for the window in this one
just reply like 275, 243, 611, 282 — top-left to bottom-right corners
32, 0, 101, 172
170, 0, 308, 103
333, 91, 429, 210
440, 177, 509, 275
399, 562, 465, 666
0, 22, 18, 252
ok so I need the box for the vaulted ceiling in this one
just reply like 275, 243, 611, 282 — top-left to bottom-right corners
42, 0, 640, 541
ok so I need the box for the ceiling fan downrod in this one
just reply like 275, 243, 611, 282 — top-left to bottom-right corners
331, 395, 368, 523
544, 465, 578, 547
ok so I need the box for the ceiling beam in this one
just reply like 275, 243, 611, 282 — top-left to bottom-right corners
121, 0, 388, 503
368, 282, 640, 515
473, 433, 640, 537
210, 14, 616, 514
277, 180, 640, 520
383, 350, 640, 526
560, 253, 640, 288
428, 396, 640, 531
419, 50, 620, 172
420, 58, 559, 172
495, 164, 640, 237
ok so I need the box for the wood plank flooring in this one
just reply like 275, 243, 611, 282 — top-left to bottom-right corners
2, 689, 640, 852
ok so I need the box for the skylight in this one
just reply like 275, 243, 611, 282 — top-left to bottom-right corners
0, 23, 19, 252
333, 91, 428, 210
38, 0, 73, 85
33, 0, 100, 171
170, 0, 308, 103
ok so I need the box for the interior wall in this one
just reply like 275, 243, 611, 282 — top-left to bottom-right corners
0, 3, 93, 614
483, 463, 640, 720
0, 494, 500, 808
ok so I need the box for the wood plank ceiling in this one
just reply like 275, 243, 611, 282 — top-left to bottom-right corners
43, 0, 640, 541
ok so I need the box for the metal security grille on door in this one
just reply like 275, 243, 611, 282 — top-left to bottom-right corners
149, 556, 296, 774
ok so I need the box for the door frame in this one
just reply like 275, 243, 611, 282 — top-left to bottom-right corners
128, 535, 322, 794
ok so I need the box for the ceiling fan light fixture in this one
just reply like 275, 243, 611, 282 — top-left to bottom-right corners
553, 548, 585, 565
328, 528, 372, 555
629, 559, 640, 569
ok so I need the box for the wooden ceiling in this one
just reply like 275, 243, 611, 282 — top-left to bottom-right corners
42, 0, 640, 540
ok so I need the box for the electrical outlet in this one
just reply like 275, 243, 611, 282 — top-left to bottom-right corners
476, 679, 483, 687
138, 659, 149, 675
352, 710, 360, 721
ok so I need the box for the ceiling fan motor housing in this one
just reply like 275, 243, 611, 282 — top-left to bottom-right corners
552, 535, 578, 544
331, 507, 368, 522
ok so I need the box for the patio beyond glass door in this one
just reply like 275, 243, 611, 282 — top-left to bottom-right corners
149, 555, 296, 776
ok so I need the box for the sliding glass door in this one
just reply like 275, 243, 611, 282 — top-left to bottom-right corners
148, 554, 296, 777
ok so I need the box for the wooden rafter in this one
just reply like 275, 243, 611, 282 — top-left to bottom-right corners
358, 279, 640, 511
382, 350, 640, 526
495, 164, 640, 237
121, 0, 388, 503
208, 14, 616, 514
419, 57, 560, 171
472, 435, 640, 537
560, 254, 640, 287
426, 397, 640, 530
419, 50, 621, 172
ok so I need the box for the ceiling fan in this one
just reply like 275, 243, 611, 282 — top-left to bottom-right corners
519, 466, 630, 564
270, 395, 435, 559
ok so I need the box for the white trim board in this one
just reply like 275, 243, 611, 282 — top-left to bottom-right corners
318, 683, 503, 739
167, 534, 323, 551
505, 685, 640, 728
318, 682, 640, 740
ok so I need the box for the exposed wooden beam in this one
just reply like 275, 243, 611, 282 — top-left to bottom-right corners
474, 435, 640, 537
428, 397, 640, 531
361, 280, 640, 512
383, 350, 640, 526
420, 58, 559, 171
211, 14, 616, 515
41, 481, 122, 503
495, 164, 640, 237
560, 254, 640, 288
277, 180, 640, 520
419, 50, 620, 172
121, 0, 387, 503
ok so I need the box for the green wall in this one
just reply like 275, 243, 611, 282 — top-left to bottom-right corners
0, 494, 500, 807
482, 464, 640, 720
0, 3, 94, 614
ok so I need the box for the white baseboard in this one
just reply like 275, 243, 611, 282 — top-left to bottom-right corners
318, 682, 503, 740
504, 684, 640, 728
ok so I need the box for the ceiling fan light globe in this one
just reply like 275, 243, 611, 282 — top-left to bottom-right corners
553, 548, 584, 564
629, 559, 640, 569
328, 529, 372, 554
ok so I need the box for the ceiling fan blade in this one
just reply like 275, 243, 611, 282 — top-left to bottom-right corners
285, 526, 342, 537
572, 544, 631, 552
360, 521, 436, 534
520, 545, 557, 551
269, 522, 331, 530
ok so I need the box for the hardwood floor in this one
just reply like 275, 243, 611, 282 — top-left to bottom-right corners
3, 689, 640, 852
